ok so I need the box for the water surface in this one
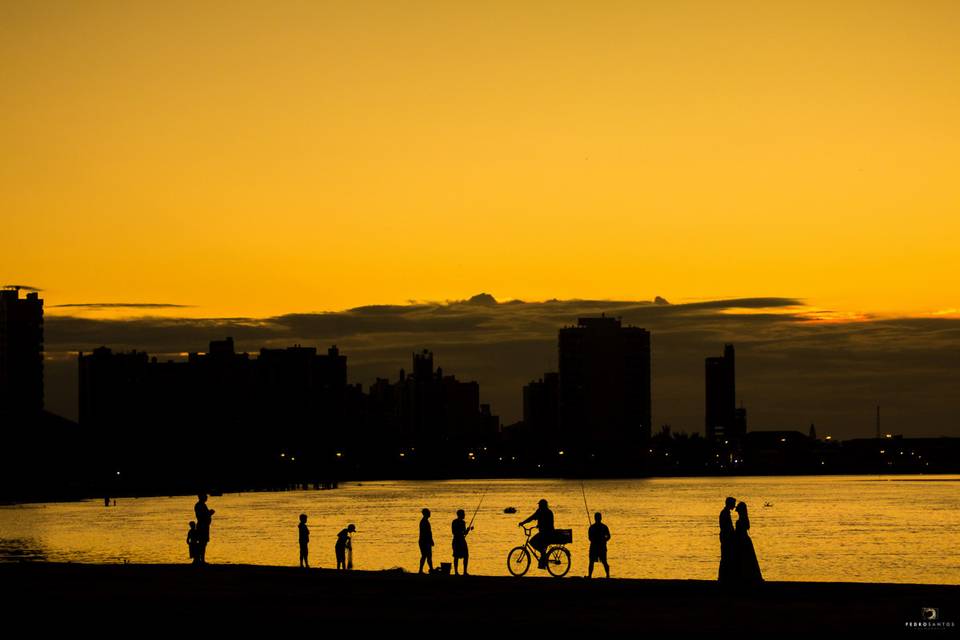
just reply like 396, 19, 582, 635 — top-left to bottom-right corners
2, 476, 958, 583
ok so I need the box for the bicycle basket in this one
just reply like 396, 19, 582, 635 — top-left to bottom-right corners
553, 529, 573, 544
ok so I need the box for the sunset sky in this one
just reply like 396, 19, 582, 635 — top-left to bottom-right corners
3, 2, 960, 433
3, 0, 959, 319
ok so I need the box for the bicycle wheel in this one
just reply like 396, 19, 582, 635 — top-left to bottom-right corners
506, 546, 531, 576
545, 546, 571, 578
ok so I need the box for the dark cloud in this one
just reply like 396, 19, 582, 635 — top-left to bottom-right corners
46, 316, 285, 354
50, 303, 193, 309
41, 296, 960, 438
4, 284, 42, 292
465, 293, 498, 306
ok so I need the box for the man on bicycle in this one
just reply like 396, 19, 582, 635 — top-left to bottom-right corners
519, 499, 555, 568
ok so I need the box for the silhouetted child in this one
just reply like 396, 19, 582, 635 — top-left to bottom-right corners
336, 523, 356, 570
187, 521, 198, 563
418, 508, 434, 574
298, 514, 310, 568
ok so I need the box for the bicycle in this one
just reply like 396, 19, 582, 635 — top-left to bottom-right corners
506, 525, 572, 577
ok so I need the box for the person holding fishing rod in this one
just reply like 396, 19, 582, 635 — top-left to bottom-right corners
579, 481, 612, 578
588, 512, 611, 578
453, 487, 487, 575
451, 509, 473, 575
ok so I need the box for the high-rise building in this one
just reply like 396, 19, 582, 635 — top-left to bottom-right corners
78, 338, 354, 485
403, 349, 485, 446
705, 344, 746, 442
523, 372, 559, 442
0, 287, 44, 417
558, 316, 652, 447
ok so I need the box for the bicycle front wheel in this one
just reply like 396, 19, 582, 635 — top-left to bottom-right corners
546, 546, 571, 578
506, 546, 531, 576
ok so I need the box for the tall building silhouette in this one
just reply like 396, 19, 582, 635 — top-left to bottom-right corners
256, 343, 349, 451
705, 344, 746, 442
78, 339, 497, 485
397, 349, 491, 448
78, 337, 357, 489
0, 289, 83, 503
523, 372, 560, 443
0, 287, 44, 418
558, 316, 652, 448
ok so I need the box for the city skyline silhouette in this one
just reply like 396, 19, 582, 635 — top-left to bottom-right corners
4, 285, 959, 502
22, 291, 960, 440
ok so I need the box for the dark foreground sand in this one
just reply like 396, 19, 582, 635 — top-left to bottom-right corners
4, 563, 957, 633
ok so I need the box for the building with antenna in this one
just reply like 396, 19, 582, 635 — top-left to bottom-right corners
705, 344, 746, 442
0, 286, 44, 418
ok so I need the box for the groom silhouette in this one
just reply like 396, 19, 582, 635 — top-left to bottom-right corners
718, 496, 737, 583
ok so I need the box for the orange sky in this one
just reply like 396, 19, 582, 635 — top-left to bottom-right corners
3, 1, 959, 319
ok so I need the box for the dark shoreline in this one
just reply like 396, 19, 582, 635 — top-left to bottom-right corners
6, 472, 960, 506
4, 562, 957, 632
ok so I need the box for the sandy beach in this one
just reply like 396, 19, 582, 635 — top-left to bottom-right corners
4, 562, 957, 633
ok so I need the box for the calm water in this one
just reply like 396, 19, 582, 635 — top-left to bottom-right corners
2, 476, 958, 584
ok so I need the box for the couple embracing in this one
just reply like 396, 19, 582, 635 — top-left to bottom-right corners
718, 496, 763, 586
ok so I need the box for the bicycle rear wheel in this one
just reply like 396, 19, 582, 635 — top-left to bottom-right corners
506, 546, 531, 576
546, 546, 571, 578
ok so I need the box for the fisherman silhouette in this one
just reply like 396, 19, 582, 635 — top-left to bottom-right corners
734, 502, 763, 585
336, 524, 356, 570
418, 508, 434, 574
186, 521, 198, 562
519, 499, 555, 569
452, 509, 473, 576
193, 494, 215, 565
718, 496, 736, 583
298, 514, 310, 568
588, 512, 611, 578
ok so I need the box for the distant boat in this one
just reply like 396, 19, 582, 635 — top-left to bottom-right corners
503, 507, 517, 514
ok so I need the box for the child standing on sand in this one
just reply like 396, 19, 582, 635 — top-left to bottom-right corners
298, 514, 310, 568
336, 523, 356, 570
186, 521, 198, 562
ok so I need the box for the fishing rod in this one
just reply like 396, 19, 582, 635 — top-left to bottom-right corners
467, 486, 489, 531
580, 479, 592, 526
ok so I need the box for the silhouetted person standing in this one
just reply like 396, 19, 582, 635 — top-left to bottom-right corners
336, 524, 356, 570
186, 521, 198, 562
451, 509, 473, 576
735, 502, 763, 585
588, 512, 611, 578
418, 508, 434, 574
718, 496, 736, 583
519, 499, 554, 569
193, 494, 215, 565
298, 514, 310, 568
